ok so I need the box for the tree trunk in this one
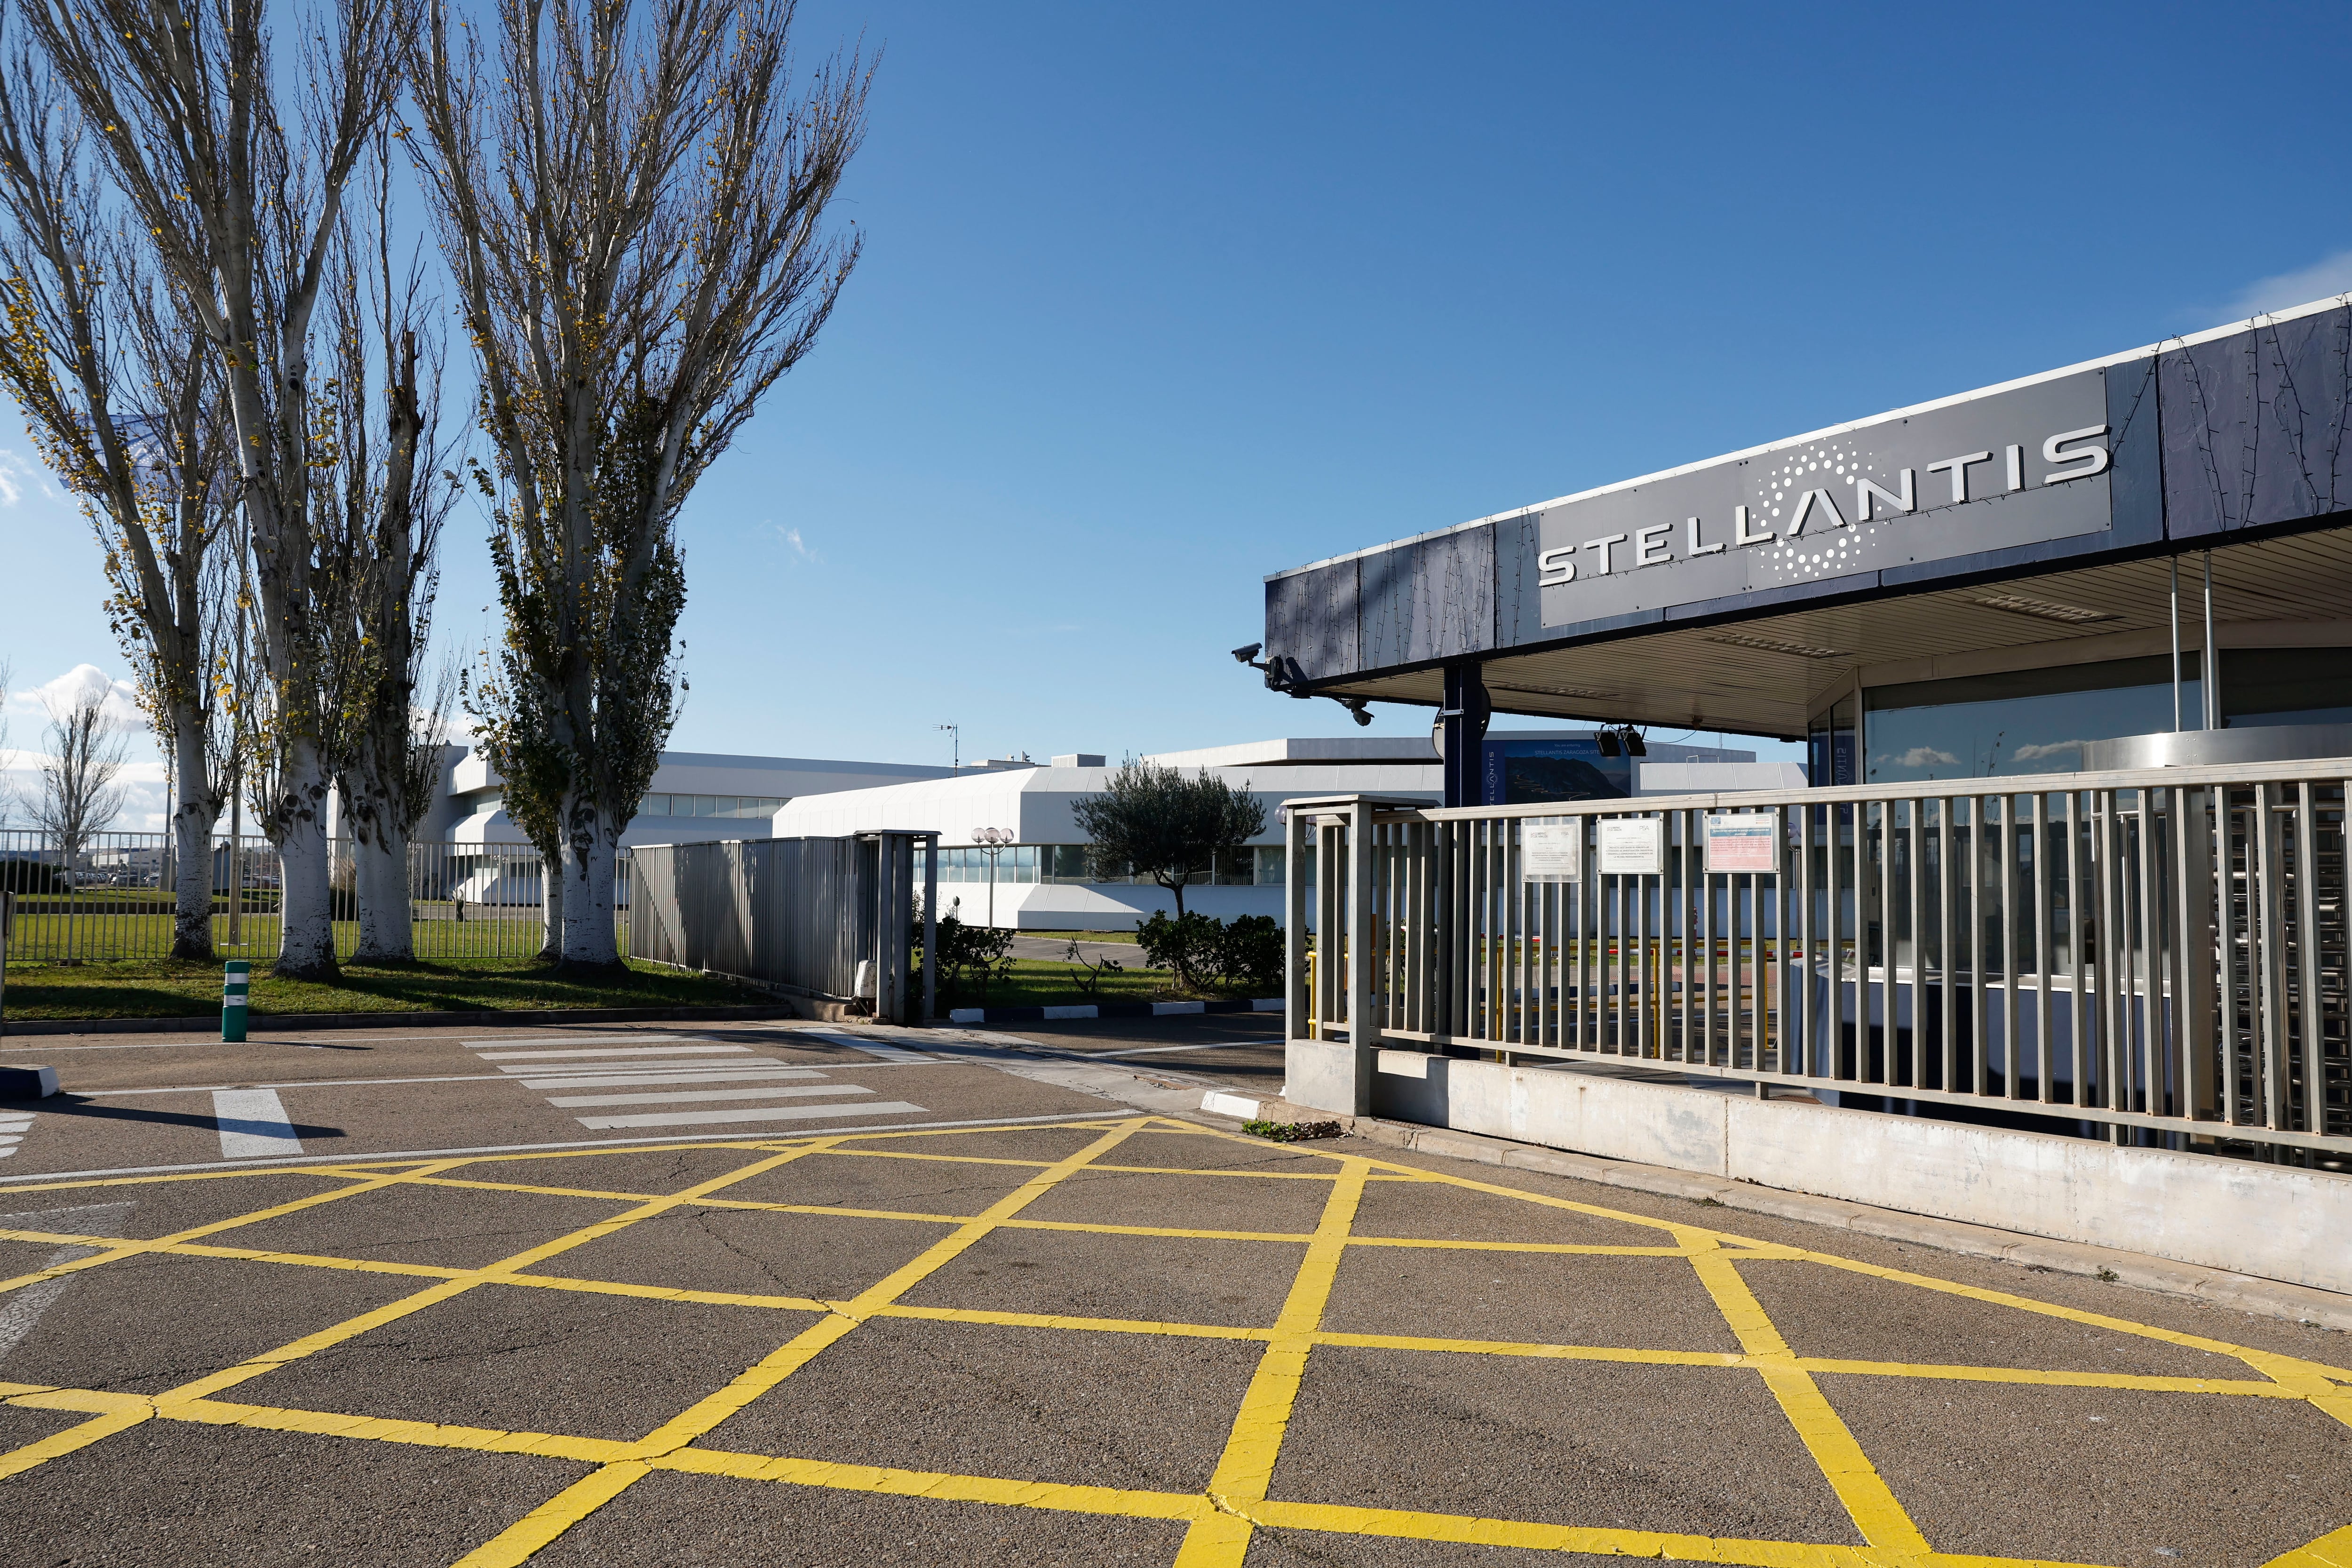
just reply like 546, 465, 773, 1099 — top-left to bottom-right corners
344, 729, 414, 963
169, 711, 219, 962
351, 827, 410, 961
273, 739, 340, 980
557, 801, 622, 971
537, 841, 565, 961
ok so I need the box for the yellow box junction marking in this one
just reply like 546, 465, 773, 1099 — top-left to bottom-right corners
0, 1115, 2345, 1568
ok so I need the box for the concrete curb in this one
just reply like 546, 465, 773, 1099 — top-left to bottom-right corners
1199, 1094, 2352, 1336
0, 1003, 813, 1038
944, 998, 1283, 1025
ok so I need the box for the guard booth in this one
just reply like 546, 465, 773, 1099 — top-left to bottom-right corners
628, 831, 940, 1023
1259, 297, 2352, 1167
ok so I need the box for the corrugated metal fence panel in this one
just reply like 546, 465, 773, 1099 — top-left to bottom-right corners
625, 836, 878, 999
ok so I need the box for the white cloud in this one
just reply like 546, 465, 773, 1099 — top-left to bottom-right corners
2213, 250, 2352, 326
1873, 746, 1957, 769
775, 525, 820, 564
0, 449, 29, 506
8, 664, 146, 728
2010, 740, 2084, 762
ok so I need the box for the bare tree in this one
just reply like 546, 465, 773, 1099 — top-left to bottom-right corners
463, 651, 570, 960
30, 685, 128, 908
24, 0, 421, 979
0, 26, 244, 960
408, 0, 869, 971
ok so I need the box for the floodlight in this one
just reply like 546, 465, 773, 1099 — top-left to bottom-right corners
1597, 729, 1621, 758
1625, 728, 1647, 758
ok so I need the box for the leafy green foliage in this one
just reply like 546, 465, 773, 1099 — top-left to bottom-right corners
1072, 760, 1266, 918
1134, 910, 1283, 993
913, 908, 1016, 1008
1242, 1119, 1343, 1143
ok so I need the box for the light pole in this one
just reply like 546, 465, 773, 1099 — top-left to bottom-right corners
972, 827, 1017, 929
936, 723, 960, 772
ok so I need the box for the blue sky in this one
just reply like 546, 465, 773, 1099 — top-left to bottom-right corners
8, 0, 2352, 818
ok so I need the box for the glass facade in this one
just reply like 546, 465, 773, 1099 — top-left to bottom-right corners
1862, 655, 2202, 784
636, 794, 787, 819
929, 844, 1283, 887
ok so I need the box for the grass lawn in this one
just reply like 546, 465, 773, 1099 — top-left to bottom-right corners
0, 956, 756, 1021
1017, 928, 1142, 944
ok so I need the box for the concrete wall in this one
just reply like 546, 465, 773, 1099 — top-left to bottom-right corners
1286, 1039, 2352, 1295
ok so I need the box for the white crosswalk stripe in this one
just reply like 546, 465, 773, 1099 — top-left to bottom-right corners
0, 1113, 35, 1159
574, 1100, 927, 1130
513, 1068, 828, 1090
463, 1036, 925, 1131
543, 1084, 874, 1109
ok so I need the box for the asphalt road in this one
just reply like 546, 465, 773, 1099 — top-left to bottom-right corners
1, 1016, 2348, 1567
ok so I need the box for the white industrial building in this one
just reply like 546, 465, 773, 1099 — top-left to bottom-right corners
766, 732, 1780, 930
421, 748, 957, 847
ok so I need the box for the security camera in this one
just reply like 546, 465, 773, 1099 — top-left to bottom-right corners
1231, 643, 1263, 665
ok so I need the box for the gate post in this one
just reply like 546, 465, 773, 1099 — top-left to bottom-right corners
1347, 796, 1380, 1114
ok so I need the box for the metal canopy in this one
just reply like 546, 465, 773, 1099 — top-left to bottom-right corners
1311, 522, 2352, 737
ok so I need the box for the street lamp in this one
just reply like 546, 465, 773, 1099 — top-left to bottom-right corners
971, 827, 1018, 929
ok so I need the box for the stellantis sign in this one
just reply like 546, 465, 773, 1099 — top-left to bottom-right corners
1536, 367, 2113, 625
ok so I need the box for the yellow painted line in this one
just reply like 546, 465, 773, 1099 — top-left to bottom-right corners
1244, 1497, 1874, 1565
494, 1273, 829, 1314
2268, 1522, 2352, 1568
1312, 1330, 1742, 1366
452, 1119, 1158, 1565
0, 1163, 403, 1196
1793, 1359, 2312, 1397
0, 1406, 152, 1482
1346, 1236, 1700, 1256
167, 1396, 629, 1463
452, 1459, 655, 1568
388, 1176, 667, 1203
1683, 1236, 1932, 1558
878, 1304, 1269, 1341
1177, 1156, 1371, 1568
1770, 1250, 2352, 1388
0, 1143, 841, 1484
658, 1445, 1211, 1520
0, 1159, 473, 1300
7, 1386, 146, 1415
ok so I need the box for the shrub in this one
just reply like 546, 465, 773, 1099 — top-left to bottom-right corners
911, 906, 1015, 1009
1136, 910, 1285, 993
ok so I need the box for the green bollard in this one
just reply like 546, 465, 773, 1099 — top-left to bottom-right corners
222, 959, 250, 1043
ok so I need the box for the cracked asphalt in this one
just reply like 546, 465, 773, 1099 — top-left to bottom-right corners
0, 1018, 2348, 1567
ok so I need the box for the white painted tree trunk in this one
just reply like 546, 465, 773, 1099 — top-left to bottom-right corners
169, 716, 218, 961
275, 740, 339, 979
538, 845, 564, 960
351, 828, 411, 961
558, 811, 621, 968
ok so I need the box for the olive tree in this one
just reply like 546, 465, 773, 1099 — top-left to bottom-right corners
1072, 760, 1266, 920
406, 0, 869, 971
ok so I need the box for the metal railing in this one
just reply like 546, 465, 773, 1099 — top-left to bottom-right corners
0, 831, 631, 963
1284, 759, 2352, 1161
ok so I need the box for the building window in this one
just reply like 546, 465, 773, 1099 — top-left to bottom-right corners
1862, 655, 2202, 783
637, 794, 787, 819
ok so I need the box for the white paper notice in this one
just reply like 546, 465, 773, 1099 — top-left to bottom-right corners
1521, 822, 1581, 881
1704, 813, 1780, 875
1595, 817, 1663, 876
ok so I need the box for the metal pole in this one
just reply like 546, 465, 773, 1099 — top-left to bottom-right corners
0, 889, 11, 1036
2169, 556, 2183, 732
2202, 551, 2219, 730
921, 835, 938, 1024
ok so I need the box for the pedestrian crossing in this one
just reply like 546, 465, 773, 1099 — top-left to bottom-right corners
0, 1111, 32, 1160
463, 1033, 935, 1131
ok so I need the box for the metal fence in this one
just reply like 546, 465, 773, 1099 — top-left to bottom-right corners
0, 831, 628, 963
628, 834, 933, 1022
1286, 758, 2352, 1162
